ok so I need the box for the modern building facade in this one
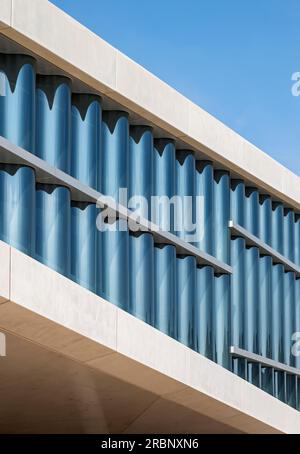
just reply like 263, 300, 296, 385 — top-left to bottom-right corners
0, 0, 300, 434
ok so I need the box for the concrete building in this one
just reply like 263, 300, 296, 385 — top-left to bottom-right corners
0, 0, 300, 434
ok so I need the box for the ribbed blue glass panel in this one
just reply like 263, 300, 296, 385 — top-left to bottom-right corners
97, 220, 129, 310
195, 266, 213, 360
272, 202, 284, 255
230, 180, 245, 227
36, 76, 71, 173
0, 54, 36, 152
214, 171, 230, 263
36, 184, 71, 276
153, 139, 176, 233
245, 188, 259, 237
71, 94, 101, 190
259, 256, 273, 394
283, 209, 295, 263
231, 238, 246, 378
286, 375, 297, 409
272, 264, 285, 401
154, 244, 176, 337
295, 279, 300, 370
129, 232, 154, 324
175, 151, 196, 243
195, 161, 214, 254
213, 274, 230, 369
244, 247, 259, 385
259, 195, 272, 246
176, 255, 196, 348
283, 272, 295, 367
295, 216, 300, 267
129, 126, 153, 219
0, 164, 35, 255
101, 111, 129, 203
70, 202, 97, 292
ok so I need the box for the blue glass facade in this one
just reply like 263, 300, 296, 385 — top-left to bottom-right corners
0, 53, 300, 411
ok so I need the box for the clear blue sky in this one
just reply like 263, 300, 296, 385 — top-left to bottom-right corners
51, 0, 300, 176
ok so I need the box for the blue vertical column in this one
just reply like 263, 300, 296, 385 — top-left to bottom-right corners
231, 238, 246, 377
283, 209, 295, 263
70, 202, 97, 293
129, 126, 153, 219
230, 180, 245, 227
153, 139, 176, 233
176, 255, 196, 348
154, 244, 176, 337
98, 111, 130, 310
283, 271, 296, 407
0, 54, 36, 152
295, 279, 300, 411
259, 194, 273, 393
272, 264, 285, 401
175, 151, 196, 244
295, 215, 300, 267
213, 274, 231, 369
271, 201, 285, 399
214, 171, 230, 264
195, 266, 214, 360
129, 232, 154, 324
71, 94, 101, 190
195, 161, 214, 254
244, 247, 260, 385
0, 165, 35, 256
36, 76, 71, 173
245, 187, 260, 237
272, 202, 284, 255
36, 184, 71, 277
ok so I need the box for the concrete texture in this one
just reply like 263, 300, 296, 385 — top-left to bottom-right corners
0, 241, 300, 433
0, 0, 299, 210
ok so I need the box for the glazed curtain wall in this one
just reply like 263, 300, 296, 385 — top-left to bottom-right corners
0, 54, 300, 410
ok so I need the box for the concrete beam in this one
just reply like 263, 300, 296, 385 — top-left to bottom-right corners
0, 243, 299, 433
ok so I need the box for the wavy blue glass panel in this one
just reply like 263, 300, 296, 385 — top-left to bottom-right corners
214, 171, 230, 264
36, 184, 71, 276
0, 164, 35, 255
231, 238, 246, 378
283, 272, 295, 367
153, 139, 176, 233
129, 232, 154, 324
272, 264, 285, 401
176, 255, 196, 348
245, 188, 259, 237
286, 374, 297, 409
295, 216, 300, 267
244, 247, 260, 385
36, 76, 71, 173
70, 202, 97, 292
154, 244, 176, 337
175, 151, 196, 244
230, 180, 245, 227
272, 202, 284, 255
283, 209, 295, 263
129, 126, 153, 220
259, 195, 272, 246
295, 279, 300, 371
97, 220, 129, 310
195, 266, 213, 360
101, 111, 129, 203
213, 274, 230, 369
71, 94, 101, 190
259, 255, 273, 394
195, 161, 214, 254
0, 54, 36, 152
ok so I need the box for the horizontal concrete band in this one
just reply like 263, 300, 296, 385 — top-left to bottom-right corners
0, 0, 299, 211
0, 135, 232, 274
1, 240, 300, 433
229, 220, 300, 277
230, 346, 300, 378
